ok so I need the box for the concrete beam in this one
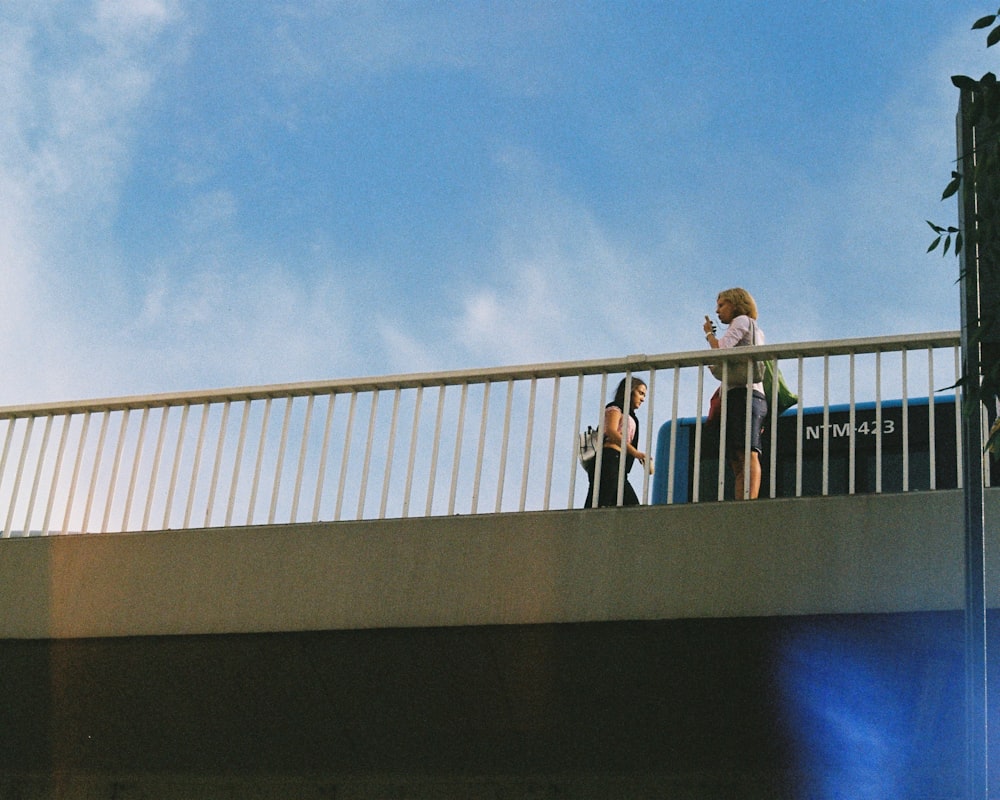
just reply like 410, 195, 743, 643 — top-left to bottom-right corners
0, 490, 996, 639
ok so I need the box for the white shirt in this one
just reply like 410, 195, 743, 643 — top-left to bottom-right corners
718, 315, 765, 392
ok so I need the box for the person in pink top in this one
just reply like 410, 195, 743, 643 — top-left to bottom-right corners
584, 376, 651, 507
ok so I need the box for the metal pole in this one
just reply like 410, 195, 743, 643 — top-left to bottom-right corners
958, 86, 989, 800
963, 398, 988, 800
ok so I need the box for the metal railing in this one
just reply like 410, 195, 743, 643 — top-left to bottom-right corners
0, 331, 969, 536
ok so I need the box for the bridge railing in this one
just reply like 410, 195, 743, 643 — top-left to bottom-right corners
0, 331, 968, 536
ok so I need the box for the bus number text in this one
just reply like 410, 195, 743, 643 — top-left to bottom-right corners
804, 419, 896, 440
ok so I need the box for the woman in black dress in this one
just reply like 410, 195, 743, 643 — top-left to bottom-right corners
584, 376, 650, 507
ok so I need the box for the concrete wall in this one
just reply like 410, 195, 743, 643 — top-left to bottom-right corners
2, 489, 997, 639
1, 490, 996, 797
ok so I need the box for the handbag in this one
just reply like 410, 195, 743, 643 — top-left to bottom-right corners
708, 319, 765, 387
578, 425, 601, 469
706, 387, 722, 424
762, 360, 798, 415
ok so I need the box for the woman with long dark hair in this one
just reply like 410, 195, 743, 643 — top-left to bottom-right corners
584, 376, 650, 507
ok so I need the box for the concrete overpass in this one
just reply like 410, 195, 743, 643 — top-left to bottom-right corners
1, 489, 996, 799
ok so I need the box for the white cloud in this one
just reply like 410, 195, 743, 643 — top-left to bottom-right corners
92, 0, 177, 40
97, 253, 361, 393
0, 1, 991, 409
269, 0, 567, 99
0, 2, 186, 402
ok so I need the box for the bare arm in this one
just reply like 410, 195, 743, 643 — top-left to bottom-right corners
603, 406, 647, 464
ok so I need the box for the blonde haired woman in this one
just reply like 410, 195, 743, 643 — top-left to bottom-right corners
702, 288, 767, 499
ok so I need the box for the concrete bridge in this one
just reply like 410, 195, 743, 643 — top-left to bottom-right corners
0, 332, 994, 799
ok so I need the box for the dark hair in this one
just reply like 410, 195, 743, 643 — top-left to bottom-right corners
612, 376, 647, 410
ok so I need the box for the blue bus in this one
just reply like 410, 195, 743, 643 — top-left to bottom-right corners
651, 396, 968, 503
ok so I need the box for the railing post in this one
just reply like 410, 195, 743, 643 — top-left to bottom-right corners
0, 331, 968, 531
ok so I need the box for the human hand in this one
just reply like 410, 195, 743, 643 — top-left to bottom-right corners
703, 315, 716, 335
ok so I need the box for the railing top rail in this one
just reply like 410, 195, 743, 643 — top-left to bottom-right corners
0, 330, 960, 420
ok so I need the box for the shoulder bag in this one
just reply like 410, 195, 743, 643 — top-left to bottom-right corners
578, 425, 600, 469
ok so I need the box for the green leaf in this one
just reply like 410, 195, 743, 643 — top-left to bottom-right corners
957, 231, 964, 254
928, 236, 941, 253
988, 25, 1000, 47
953, 74, 980, 91
944, 234, 952, 255
952, 374, 972, 391
926, 220, 945, 233
942, 174, 963, 199
973, 14, 997, 29
985, 426, 1000, 454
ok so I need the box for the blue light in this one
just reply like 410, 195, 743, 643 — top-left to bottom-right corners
776, 618, 963, 799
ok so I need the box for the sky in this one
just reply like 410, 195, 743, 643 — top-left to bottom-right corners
1, 0, 996, 405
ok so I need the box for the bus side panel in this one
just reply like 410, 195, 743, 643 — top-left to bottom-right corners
652, 398, 962, 504
652, 421, 694, 504
769, 400, 959, 497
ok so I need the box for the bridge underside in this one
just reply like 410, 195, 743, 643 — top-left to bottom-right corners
0, 610, 985, 798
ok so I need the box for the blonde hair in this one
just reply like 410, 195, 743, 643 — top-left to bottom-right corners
718, 287, 758, 320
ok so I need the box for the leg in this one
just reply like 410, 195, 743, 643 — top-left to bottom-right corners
745, 392, 766, 500
729, 451, 761, 500
596, 449, 634, 507
747, 451, 761, 499
598, 451, 622, 507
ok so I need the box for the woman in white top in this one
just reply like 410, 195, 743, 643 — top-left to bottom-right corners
702, 287, 767, 499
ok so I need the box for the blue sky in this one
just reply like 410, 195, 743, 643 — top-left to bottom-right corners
1, 1, 994, 403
